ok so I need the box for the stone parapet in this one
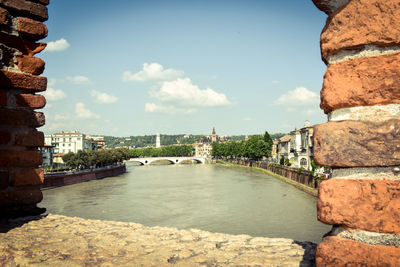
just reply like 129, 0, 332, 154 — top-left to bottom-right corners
316, 236, 400, 266
313, 120, 400, 167
320, 53, 400, 114
320, 0, 400, 63
0, 214, 317, 266
0, 0, 47, 217
318, 179, 400, 234
312, 0, 400, 265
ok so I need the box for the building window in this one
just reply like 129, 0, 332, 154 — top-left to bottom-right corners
69, 143, 71, 147
300, 158, 307, 167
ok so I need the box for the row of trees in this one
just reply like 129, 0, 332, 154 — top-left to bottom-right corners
129, 145, 193, 158
62, 148, 130, 170
212, 132, 273, 160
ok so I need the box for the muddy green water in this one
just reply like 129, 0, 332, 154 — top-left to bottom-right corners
39, 163, 330, 242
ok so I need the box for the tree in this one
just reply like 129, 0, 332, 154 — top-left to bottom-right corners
263, 131, 273, 157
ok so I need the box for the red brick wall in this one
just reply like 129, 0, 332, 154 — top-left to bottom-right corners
313, 0, 400, 265
0, 0, 48, 217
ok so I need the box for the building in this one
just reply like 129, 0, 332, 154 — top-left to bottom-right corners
39, 144, 57, 168
194, 142, 212, 158
87, 136, 106, 150
289, 121, 314, 170
45, 131, 99, 154
274, 121, 315, 171
276, 135, 291, 163
156, 133, 161, 148
211, 127, 217, 142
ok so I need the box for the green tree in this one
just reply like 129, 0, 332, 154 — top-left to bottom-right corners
263, 131, 273, 157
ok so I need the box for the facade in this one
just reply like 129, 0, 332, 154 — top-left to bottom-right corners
194, 142, 212, 158
276, 135, 291, 163
87, 136, 106, 150
39, 144, 57, 168
289, 122, 314, 170
274, 121, 314, 171
45, 131, 99, 154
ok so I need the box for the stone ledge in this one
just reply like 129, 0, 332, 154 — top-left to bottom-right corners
0, 214, 317, 266
316, 236, 400, 266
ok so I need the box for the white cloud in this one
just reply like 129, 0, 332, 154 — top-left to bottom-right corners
273, 87, 319, 106
43, 87, 66, 101
122, 63, 184, 82
145, 103, 195, 114
67, 76, 90, 84
75, 103, 100, 119
45, 38, 70, 52
151, 78, 231, 107
272, 80, 280, 84
48, 78, 57, 87
243, 117, 253, 121
90, 90, 118, 104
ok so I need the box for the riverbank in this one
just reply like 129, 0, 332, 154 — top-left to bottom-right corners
216, 160, 318, 197
42, 164, 126, 189
0, 214, 316, 266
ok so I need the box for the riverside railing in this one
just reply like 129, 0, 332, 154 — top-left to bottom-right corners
223, 158, 328, 189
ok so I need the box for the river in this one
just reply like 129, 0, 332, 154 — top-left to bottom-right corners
39, 162, 330, 242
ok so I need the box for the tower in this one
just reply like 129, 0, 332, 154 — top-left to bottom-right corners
212, 127, 217, 142
156, 133, 161, 148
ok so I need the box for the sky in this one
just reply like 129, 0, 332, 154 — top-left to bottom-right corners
40, 0, 328, 137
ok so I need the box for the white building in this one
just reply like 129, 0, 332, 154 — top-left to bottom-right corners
45, 131, 98, 154
156, 133, 161, 148
194, 143, 212, 158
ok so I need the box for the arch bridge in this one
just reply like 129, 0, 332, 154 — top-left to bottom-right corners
129, 157, 206, 165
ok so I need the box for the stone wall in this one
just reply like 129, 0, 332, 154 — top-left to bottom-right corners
0, 0, 49, 217
312, 0, 400, 265
42, 164, 126, 189
226, 159, 323, 190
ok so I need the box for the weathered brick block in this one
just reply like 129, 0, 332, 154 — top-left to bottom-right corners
320, 0, 400, 61
0, 70, 46, 91
321, 53, 400, 114
0, 6, 8, 25
318, 179, 400, 234
16, 55, 45, 75
0, 188, 43, 206
316, 236, 400, 266
14, 130, 43, 146
0, 171, 8, 189
0, 90, 6, 106
0, 0, 48, 22
15, 94, 46, 108
17, 17, 48, 39
312, 0, 348, 15
0, 150, 42, 167
314, 120, 400, 167
0, 109, 45, 127
12, 168, 43, 187
0, 130, 11, 144
0, 32, 46, 56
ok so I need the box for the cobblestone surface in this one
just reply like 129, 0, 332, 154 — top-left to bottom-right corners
0, 214, 316, 266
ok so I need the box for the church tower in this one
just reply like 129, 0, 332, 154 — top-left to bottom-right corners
212, 127, 217, 142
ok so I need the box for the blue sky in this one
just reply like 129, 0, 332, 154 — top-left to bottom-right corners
41, 0, 328, 136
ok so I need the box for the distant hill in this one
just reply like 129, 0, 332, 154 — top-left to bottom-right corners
103, 133, 286, 149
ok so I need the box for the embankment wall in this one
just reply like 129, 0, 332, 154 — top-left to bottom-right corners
42, 164, 126, 189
